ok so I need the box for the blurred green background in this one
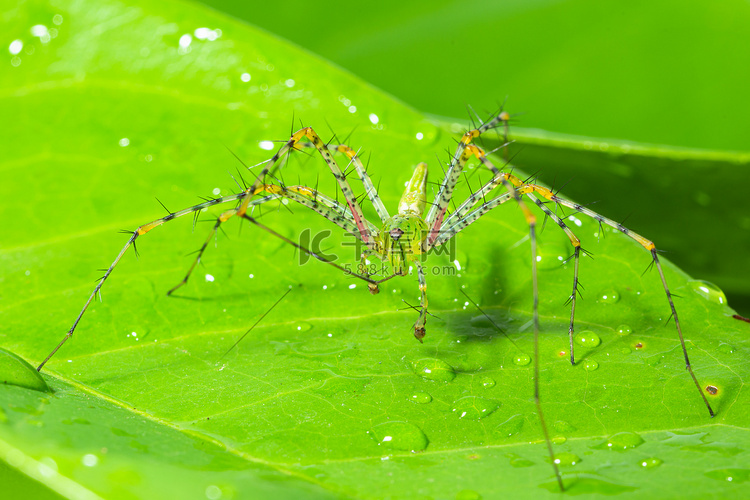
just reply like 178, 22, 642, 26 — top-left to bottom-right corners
197, 0, 750, 311
200, 0, 750, 151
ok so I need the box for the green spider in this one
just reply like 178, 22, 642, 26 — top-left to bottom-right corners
37, 109, 715, 491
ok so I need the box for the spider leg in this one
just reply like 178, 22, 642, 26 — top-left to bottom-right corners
37, 191, 261, 371
438, 164, 715, 419
168, 182, 378, 295
357, 249, 384, 294
169, 128, 382, 294
296, 142, 390, 223
334, 145, 390, 223
251, 128, 376, 249
427, 138, 565, 488
413, 260, 428, 342
167, 194, 283, 295
508, 180, 715, 417
239, 213, 384, 287
40, 126, 380, 370
424, 110, 511, 245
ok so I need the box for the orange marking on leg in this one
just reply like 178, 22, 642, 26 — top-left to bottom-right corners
465, 144, 486, 158
138, 221, 163, 235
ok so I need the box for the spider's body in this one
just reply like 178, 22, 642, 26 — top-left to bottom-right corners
37, 109, 716, 491
375, 161, 429, 279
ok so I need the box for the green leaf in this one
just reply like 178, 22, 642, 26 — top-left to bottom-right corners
1, 0, 749, 499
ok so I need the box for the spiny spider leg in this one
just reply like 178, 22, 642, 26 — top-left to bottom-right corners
424, 109, 511, 245
336, 145, 390, 223
238, 213, 395, 288
434, 157, 715, 419
511, 180, 715, 417
296, 141, 390, 222
36, 191, 275, 371
414, 261, 429, 336
38, 127, 378, 371
169, 130, 380, 295
423, 113, 562, 488
167, 184, 377, 296
281, 129, 377, 249
440, 150, 586, 365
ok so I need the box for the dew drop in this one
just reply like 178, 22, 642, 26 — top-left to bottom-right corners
688, 280, 727, 305
495, 415, 524, 437
616, 324, 632, 336
535, 242, 568, 270
640, 457, 663, 468
453, 250, 469, 271
368, 422, 428, 451
704, 468, 750, 483
584, 359, 599, 371
620, 347, 632, 355
480, 376, 496, 388
470, 315, 494, 329
455, 490, 481, 500
81, 454, 98, 467
717, 343, 735, 354
552, 452, 580, 466
705, 385, 718, 395
410, 392, 432, 404
606, 431, 644, 450
552, 436, 567, 445
513, 353, 531, 366
295, 322, 312, 332
574, 330, 601, 348
412, 358, 456, 382
451, 396, 500, 420
598, 289, 620, 304
553, 420, 576, 433
506, 453, 534, 468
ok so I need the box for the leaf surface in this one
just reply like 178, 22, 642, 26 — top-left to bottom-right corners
1, 0, 748, 499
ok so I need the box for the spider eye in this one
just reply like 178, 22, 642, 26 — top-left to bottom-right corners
389, 228, 404, 241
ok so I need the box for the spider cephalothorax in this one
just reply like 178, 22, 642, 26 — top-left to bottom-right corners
376, 162, 429, 277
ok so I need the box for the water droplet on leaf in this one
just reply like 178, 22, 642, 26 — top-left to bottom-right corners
688, 280, 727, 305
495, 415, 524, 437
412, 358, 456, 382
704, 468, 750, 483
640, 457, 663, 468
605, 431, 644, 450
295, 322, 312, 332
574, 331, 601, 348
480, 376, 496, 388
717, 343, 735, 354
513, 353, 531, 366
584, 359, 599, 371
369, 422, 429, 451
410, 392, 432, 404
598, 289, 620, 304
553, 452, 580, 465
616, 325, 632, 336
451, 396, 500, 420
